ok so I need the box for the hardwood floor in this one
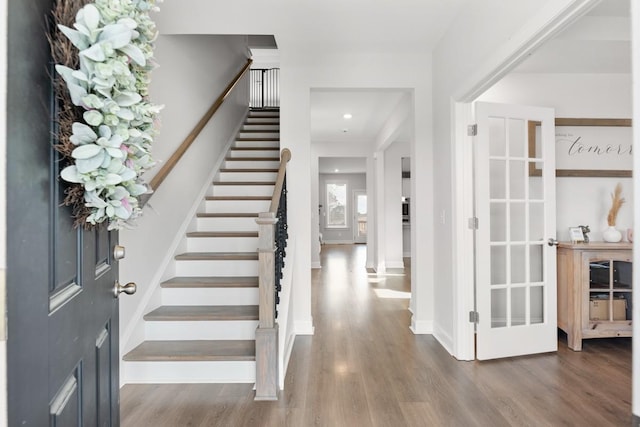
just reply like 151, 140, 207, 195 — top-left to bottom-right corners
121, 244, 632, 426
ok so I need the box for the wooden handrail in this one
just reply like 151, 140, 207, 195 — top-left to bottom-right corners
269, 148, 291, 213
147, 58, 253, 194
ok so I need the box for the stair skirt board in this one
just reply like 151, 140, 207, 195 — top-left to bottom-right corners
161, 287, 259, 306
123, 361, 256, 384
145, 320, 259, 340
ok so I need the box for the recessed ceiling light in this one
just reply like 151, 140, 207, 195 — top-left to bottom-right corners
343, 113, 352, 119
334, 168, 339, 173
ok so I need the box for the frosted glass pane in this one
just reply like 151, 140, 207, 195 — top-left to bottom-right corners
490, 202, 506, 242
491, 246, 507, 285
529, 174, 543, 200
530, 244, 543, 283
508, 118, 525, 158
529, 202, 544, 242
531, 286, 544, 324
490, 160, 506, 199
511, 287, 526, 326
489, 117, 506, 157
510, 202, 526, 241
511, 245, 526, 284
491, 288, 507, 328
510, 160, 526, 199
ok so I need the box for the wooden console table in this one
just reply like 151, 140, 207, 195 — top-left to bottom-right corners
557, 242, 632, 351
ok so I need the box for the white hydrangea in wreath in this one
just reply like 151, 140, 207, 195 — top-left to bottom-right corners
56, 0, 162, 230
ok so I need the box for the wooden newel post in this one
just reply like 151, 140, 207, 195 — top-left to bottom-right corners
255, 212, 278, 400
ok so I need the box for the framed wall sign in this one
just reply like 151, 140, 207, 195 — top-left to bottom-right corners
528, 118, 632, 177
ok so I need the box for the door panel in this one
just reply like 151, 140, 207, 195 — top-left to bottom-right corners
7, 0, 120, 425
475, 102, 557, 360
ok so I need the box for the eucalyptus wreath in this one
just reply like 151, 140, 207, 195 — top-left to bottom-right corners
51, 0, 162, 229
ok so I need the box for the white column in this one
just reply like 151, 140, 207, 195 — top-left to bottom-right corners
366, 155, 376, 269
374, 150, 386, 273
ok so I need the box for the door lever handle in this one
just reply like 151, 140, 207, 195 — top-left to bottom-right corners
113, 281, 137, 298
547, 238, 559, 247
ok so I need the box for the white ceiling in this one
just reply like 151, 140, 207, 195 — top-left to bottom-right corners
318, 157, 367, 175
310, 90, 407, 144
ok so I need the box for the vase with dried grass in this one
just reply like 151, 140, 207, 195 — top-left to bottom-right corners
603, 183, 625, 243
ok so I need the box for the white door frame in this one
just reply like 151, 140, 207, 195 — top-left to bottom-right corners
451, 0, 603, 360
353, 189, 367, 243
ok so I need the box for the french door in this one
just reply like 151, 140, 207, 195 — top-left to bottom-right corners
475, 102, 558, 360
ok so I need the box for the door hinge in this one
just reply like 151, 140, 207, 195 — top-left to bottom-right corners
467, 124, 477, 136
468, 217, 479, 230
469, 311, 479, 323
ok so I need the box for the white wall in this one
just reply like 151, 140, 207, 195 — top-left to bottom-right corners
0, 0, 6, 424
119, 35, 249, 360
432, 0, 600, 358
477, 73, 633, 242
319, 173, 366, 243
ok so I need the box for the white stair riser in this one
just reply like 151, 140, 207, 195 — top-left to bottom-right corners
238, 132, 279, 139
249, 112, 279, 118
212, 185, 274, 197
161, 287, 259, 306
187, 236, 259, 252
176, 259, 258, 276
123, 361, 255, 383
196, 217, 258, 232
205, 199, 270, 213
224, 159, 280, 169
234, 140, 279, 148
217, 171, 277, 182
245, 118, 279, 124
242, 125, 279, 131
228, 150, 280, 158
146, 320, 258, 340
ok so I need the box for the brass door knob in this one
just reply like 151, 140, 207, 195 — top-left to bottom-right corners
113, 281, 137, 298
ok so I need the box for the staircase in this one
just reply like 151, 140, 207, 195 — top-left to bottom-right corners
123, 109, 281, 383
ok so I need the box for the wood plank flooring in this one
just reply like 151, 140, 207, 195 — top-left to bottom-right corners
121, 244, 632, 426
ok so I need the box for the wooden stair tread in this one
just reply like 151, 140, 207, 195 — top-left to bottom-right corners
123, 340, 256, 362
213, 181, 276, 186
196, 212, 258, 218
161, 276, 258, 288
186, 231, 258, 238
220, 168, 278, 173
144, 305, 259, 321
175, 252, 258, 261
206, 196, 271, 201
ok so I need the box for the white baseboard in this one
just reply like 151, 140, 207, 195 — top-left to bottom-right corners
386, 261, 405, 269
295, 320, 315, 335
322, 240, 354, 245
433, 323, 455, 356
410, 319, 433, 334
311, 261, 321, 269
403, 251, 411, 257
